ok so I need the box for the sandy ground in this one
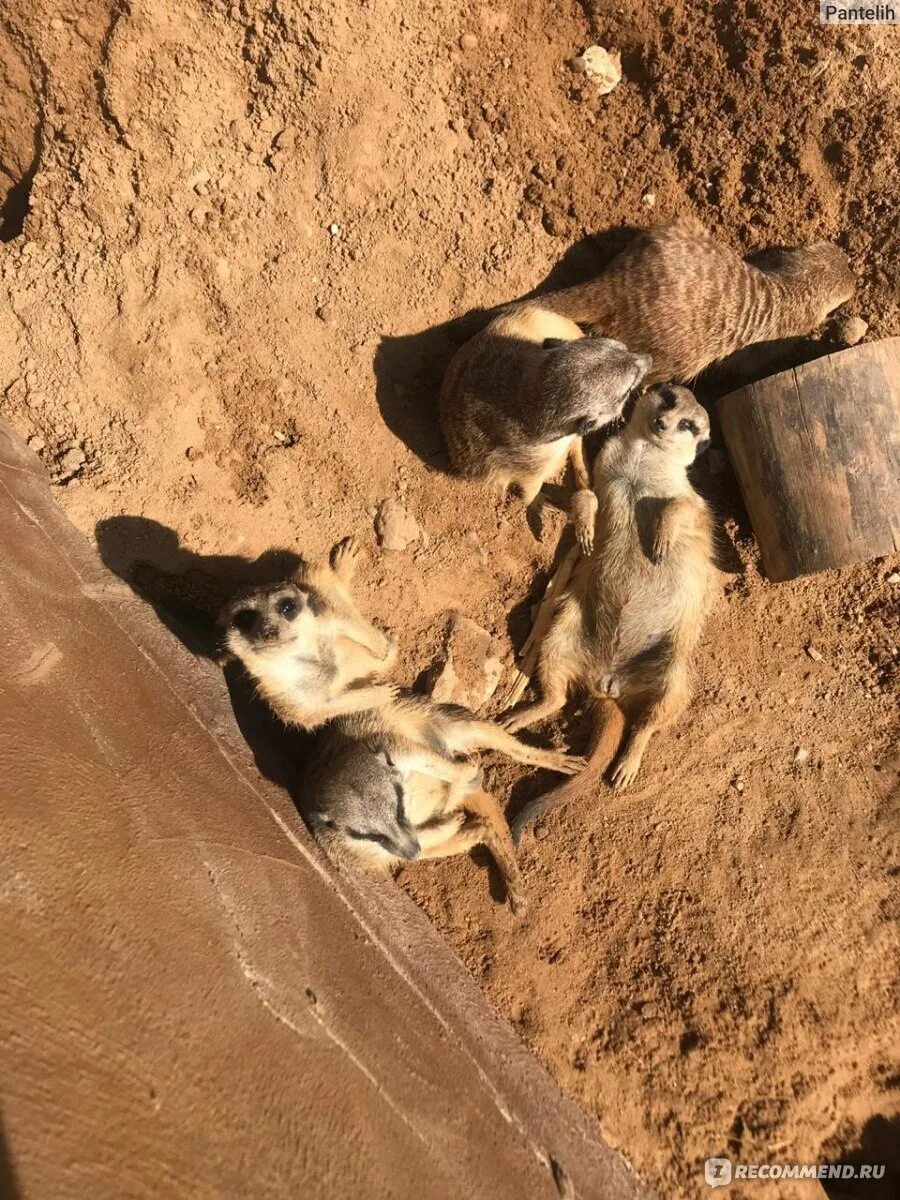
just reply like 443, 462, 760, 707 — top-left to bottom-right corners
2, 1, 898, 1196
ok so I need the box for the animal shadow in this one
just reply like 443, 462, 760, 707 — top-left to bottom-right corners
372, 225, 638, 469
822, 1111, 900, 1199
95, 515, 318, 813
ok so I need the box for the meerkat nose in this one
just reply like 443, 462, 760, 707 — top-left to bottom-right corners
261, 623, 279, 641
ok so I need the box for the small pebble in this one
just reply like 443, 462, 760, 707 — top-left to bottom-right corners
375, 498, 421, 552
571, 45, 622, 95
805, 644, 824, 662
794, 747, 809, 765
328, 222, 341, 236
642, 190, 656, 208
28, 435, 46, 452
885, 572, 899, 584
459, 33, 478, 51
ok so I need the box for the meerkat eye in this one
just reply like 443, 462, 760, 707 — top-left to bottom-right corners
658, 388, 678, 410
678, 418, 698, 434
231, 608, 257, 632
277, 597, 299, 619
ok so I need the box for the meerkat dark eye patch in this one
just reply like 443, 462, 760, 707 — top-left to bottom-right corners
543, 338, 567, 350
295, 584, 326, 616
658, 388, 678, 410
678, 418, 698, 433
276, 596, 299, 619
231, 608, 258, 632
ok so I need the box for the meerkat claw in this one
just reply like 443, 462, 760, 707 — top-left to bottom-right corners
570, 488, 598, 555
330, 535, 360, 574
553, 753, 588, 775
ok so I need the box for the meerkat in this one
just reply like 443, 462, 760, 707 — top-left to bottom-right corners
305, 692, 585, 913
520, 216, 855, 384
219, 536, 398, 729
439, 309, 652, 551
503, 384, 718, 843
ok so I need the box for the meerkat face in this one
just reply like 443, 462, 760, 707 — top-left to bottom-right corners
541, 337, 652, 438
636, 385, 711, 464
756, 241, 856, 323
220, 581, 327, 663
311, 750, 421, 862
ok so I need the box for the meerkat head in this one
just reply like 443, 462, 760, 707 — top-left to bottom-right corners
633, 384, 711, 465
310, 747, 421, 863
218, 577, 328, 666
540, 337, 652, 439
755, 241, 856, 324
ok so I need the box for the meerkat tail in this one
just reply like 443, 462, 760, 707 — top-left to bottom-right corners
501, 545, 580, 710
510, 698, 626, 845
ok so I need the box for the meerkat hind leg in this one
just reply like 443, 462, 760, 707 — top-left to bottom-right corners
610, 682, 688, 789
448, 716, 584, 775
418, 791, 525, 914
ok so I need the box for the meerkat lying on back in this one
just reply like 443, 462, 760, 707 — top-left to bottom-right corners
219, 536, 397, 729
306, 693, 584, 913
524, 216, 855, 383
440, 309, 651, 550
504, 384, 719, 843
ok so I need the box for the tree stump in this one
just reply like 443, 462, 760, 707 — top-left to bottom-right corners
717, 337, 900, 582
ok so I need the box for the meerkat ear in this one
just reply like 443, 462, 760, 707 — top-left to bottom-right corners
542, 338, 567, 350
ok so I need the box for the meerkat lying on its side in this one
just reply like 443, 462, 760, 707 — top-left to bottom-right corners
440, 307, 651, 551
504, 384, 719, 844
306, 693, 585, 913
219, 536, 397, 729
520, 217, 855, 384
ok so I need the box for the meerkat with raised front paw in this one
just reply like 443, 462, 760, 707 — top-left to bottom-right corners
440, 309, 651, 551
306, 692, 585, 912
504, 384, 719, 843
219, 536, 397, 729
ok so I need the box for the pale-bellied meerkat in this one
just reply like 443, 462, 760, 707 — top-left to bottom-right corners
219, 536, 398, 729
503, 384, 719, 843
519, 216, 855, 384
306, 692, 585, 913
439, 311, 651, 551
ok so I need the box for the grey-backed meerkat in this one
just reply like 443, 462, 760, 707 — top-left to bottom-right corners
440, 309, 651, 551
504, 384, 719, 843
306, 692, 584, 912
521, 216, 855, 384
219, 536, 397, 729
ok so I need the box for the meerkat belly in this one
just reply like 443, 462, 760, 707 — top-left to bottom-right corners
588, 509, 695, 665
257, 653, 335, 705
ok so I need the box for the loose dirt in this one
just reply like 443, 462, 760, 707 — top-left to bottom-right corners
2, 2, 898, 1197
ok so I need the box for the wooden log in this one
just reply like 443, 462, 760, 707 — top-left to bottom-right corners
717, 337, 900, 582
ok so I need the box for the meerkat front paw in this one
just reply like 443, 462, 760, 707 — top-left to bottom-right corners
380, 632, 398, 666
570, 488, 599, 554
368, 683, 401, 708
330, 535, 361, 579
610, 753, 641, 790
500, 711, 528, 733
651, 527, 673, 563
506, 880, 528, 917
548, 752, 588, 775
